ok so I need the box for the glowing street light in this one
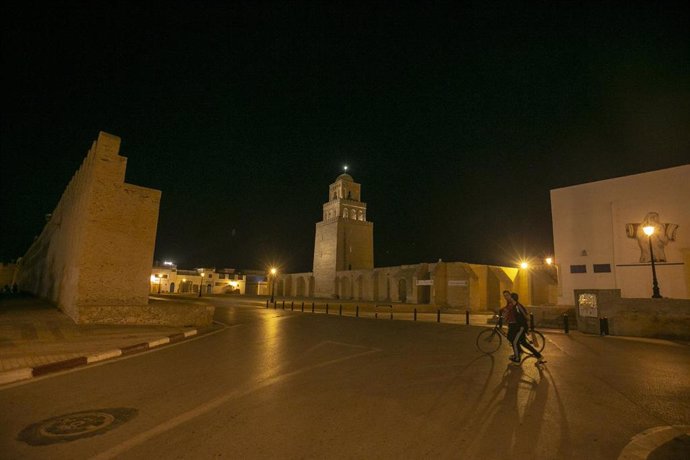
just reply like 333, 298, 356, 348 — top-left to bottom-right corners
643, 226, 662, 298
520, 261, 529, 269
198, 272, 205, 297
545, 257, 553, 265
270, 267, 277, 303
157, 273, 162, 294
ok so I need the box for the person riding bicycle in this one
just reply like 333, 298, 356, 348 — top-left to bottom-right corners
500, 291, 546, 365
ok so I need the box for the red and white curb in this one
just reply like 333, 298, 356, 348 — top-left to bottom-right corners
0, 329, 198, 386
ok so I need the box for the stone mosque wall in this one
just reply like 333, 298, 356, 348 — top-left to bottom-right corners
14, 132, 169, 324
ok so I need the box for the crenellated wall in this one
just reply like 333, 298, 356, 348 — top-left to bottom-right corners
15, 132, 164, 323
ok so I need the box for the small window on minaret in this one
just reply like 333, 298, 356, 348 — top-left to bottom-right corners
332, 192, 337, 200
347, 191, 352, 199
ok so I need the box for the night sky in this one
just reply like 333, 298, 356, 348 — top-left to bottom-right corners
2, 2, 689, 273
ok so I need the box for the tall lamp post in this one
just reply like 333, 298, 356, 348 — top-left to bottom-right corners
198, 272, 205, 298
157, 274, 162, 294
643, 226, 662, 298
269, 267, 277, 303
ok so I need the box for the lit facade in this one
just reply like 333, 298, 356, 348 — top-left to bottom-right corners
278, 173, 554, 310
551, 164, 690, 304
149, 264, 270, 296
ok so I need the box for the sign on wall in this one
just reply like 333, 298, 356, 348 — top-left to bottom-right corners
416, 280, 433, 286
448, 280, 468, 286
578, 293, 598, 317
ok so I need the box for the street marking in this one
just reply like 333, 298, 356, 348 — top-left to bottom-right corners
87, 350, 123, 363
89, 346, 381, 460
618, 425, 690, 460
0, 367, 33, 385
147, 338, 170, 348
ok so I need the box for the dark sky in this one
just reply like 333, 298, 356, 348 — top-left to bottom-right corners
2, 2, 689, 273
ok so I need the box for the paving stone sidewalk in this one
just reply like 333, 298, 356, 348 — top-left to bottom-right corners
0, 296, 208, 384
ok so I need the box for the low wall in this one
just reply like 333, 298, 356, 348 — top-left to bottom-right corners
77, 303, 214, 327
574, 289, 690, 340
526, 305, 577, 330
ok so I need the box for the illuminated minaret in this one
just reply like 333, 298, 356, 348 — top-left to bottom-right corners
312, 168, 374, 297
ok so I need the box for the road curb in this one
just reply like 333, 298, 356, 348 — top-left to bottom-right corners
0, 328, 199, 387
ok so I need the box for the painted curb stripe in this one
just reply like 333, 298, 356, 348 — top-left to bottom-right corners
1, 329, 204, 386
32, 356, 87, 376
120, 342, 150, 355
87, 349, 123, 363
0, 367, 33, 385
168, 333, 186, 343
148, 337, 171, 348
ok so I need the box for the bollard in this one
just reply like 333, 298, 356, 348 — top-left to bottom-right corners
301, 301, 304, 312
564, 313, 569, 334
291, 301, 294, 311
414, 308, 417, 321
465, 310, 470, 325
282, 300, 285, 310
530, 313, 535, 331
356, 305, 359, 318
274, 301, 277, 310
326, 303, 329, 314
600, 317, 610, 336
390, 311, 393, 320
266, 299, 269, 308
339, 304, 342, 316
312, 302, 315, 313
437, 309, 441, 323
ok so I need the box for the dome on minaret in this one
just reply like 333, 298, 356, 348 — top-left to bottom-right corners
337, 173, 353, 182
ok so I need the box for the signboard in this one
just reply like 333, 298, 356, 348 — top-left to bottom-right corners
416, 280, 433, 286
578, 293, 598, 317
448, 280, 468, 286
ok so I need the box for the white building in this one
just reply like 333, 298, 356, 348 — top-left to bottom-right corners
551, 164, 690, 305
149, 264, 259, 295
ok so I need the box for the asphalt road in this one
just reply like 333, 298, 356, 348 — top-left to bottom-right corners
1, 297, 688, 459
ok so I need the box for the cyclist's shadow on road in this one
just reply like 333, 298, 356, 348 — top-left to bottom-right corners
466, 360, 554, 458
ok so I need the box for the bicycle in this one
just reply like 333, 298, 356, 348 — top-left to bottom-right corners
475, 317, 546, 355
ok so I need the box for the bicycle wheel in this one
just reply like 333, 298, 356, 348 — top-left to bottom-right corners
476, 328, 502, 354
526, 330, 546, 353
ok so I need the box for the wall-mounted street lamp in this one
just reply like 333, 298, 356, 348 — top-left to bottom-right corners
545, 257, 553, 265
270, 267, 277, 303
643, 226, 662, 298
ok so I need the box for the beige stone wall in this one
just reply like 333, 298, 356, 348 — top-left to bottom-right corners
79, 303, 214, 327
15, 132, 162, 323
281, 260, 553, 310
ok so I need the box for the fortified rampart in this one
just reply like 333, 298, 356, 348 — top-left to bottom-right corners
14, 132, 171, 323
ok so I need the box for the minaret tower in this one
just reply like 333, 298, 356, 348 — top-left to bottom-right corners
312, 169, 374, 297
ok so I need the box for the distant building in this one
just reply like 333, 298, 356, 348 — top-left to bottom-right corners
551, 164, 690, 304
149, 263, 268, 296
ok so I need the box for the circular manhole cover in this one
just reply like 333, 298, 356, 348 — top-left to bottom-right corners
18, 408, 137, 446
